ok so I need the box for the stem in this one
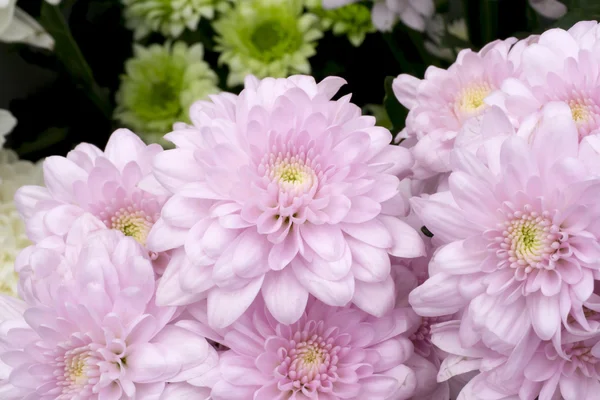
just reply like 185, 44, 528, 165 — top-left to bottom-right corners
39, 3, 112, 118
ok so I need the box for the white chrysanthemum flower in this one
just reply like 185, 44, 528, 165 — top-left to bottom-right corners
0, 0, 55, 49
0, 150, 43, 297
122, 0, 228, 39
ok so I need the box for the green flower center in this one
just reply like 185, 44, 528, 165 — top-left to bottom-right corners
251, 21, 284, 52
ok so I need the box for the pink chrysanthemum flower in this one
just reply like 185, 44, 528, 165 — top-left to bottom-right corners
15, 129, 169, 270
145, 75, 425, 329
197, 297, 419, 400
488, 27, 600, 139
409, 102, 600, 349
0, 229, 218, 399
393, 39, 519, 178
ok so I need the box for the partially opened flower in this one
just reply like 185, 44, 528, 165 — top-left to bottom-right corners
409, 102, 600, 351
146, 75, 424, 329
393, 38, 518, 178
0, 229, 219, 398
306, 0, 375, 47
201, 297, 419, 400
122, 0, 227, 39
14, 129, 170, 270
115, 42, 220, 145
0, 150, 43, 297
212, 0, 322, 86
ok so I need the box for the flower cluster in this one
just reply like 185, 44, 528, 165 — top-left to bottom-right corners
394, 21, 600, 399
0, 74, 452, 399
7, 14, 600, 400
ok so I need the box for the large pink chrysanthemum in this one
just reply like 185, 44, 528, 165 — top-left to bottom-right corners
0, 229, 218, 399
14, 129, 169, 270
145, 75, 425, 329
409, 102, 600, 349
195, 297, 419, 400
488, 28, 600, 139
392, 39, 519, 178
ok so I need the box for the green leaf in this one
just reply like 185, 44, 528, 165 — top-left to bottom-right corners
383, 76, 408, 138
39, 2, 112, 118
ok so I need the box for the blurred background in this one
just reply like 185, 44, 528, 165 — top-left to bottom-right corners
0, 0, 588, 161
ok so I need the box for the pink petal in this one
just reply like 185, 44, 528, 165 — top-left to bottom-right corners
352, 276, 395, 317
292, 259, 354, 307
300, 223, 345, 262
261, 269, 308, 324
379, 216, 426, 258
207, 276, 264, 329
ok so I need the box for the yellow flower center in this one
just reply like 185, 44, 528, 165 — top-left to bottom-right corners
570, 100, 591, 123
455, 82, 492, 117
110, 208, 154, 245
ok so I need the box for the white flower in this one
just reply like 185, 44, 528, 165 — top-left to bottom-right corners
0, 0, 56, 49
0, 109, 16, 149
323, 0, 434, 32
529, 0, 567, 19
0, 150, 43, 297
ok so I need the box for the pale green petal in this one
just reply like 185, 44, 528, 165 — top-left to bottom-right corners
212, 0, 323, 87
122, 0, 227, 39
306, 0, 374, 47
115, 41, 220, 145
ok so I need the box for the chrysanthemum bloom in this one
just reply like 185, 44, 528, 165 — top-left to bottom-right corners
323, 0, 434, 32
409, 102, 600, 350
0, 229, 219, 398
145, 75, 425, 329
202, 297, 419, 400
212, 0, 323, 86
393, 38, 518, 178
306, 0, 375, 47
122, 0, 228, 39
115, 42, 220, 145
488, 28, 600, 139
0, 150, 43, 297
15, 129, 170, 271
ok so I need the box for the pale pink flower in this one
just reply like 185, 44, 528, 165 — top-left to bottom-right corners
393, 39, 519, 178
145, 75, 424, 329
488, 29, 600, 138
409, 102, 600, 350
14, 129, 169, 271
200, 297, 419, 400
322, 0, 435, 32
0, 229, 218, 399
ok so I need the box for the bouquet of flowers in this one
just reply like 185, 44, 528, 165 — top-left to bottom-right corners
1, 0, 599, 399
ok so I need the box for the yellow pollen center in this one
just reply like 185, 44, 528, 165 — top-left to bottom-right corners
110, 209, 153, 245
456, 83, 492, 114
65, 351, 89, 387
570, 101, 590, 122
302, 347, 324, 365
278, 165, 305, 184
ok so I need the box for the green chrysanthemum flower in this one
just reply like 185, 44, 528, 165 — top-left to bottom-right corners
122, 0, 229, 39
115, 42, 220, 145
306, 0, 375, 47
213, 0, 323, 87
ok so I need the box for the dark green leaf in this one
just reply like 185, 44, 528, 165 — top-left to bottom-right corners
39, 3, 112, 118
